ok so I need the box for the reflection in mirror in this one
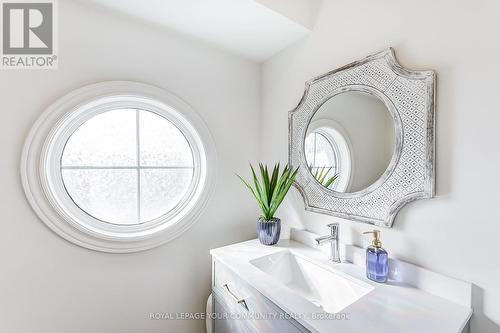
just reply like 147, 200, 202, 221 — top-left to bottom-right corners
305, 91, 395, 193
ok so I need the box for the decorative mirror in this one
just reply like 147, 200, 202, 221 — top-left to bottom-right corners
289, 48, 436, 227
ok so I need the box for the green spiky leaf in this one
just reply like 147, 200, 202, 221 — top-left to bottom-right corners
237, 163, 298, 220
308, 164, 339, 189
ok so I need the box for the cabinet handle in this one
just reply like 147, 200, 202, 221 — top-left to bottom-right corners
222, 283, 248, 311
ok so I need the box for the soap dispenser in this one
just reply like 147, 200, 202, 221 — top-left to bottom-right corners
363, 230, 388, 283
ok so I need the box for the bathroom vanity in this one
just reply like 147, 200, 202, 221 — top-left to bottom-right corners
210, 230, 472, 333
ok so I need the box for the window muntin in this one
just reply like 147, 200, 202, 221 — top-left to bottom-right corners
305, 131, 340, 188
60, 109, 194, 225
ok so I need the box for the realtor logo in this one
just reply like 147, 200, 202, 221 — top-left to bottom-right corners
1, 0, 57, 69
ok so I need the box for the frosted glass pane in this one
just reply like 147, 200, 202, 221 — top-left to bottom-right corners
62, 109, 137, 167
139, 111, 193, 167
314, 133, 336, 167
304, 133, 315, 166
140, 169, 193, 222
62, 169, 138, 225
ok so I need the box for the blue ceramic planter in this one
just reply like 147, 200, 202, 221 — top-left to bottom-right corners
257, 217, 281, 245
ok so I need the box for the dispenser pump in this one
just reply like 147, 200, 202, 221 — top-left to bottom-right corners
363, 230, 388, 283
363, 230, 382, 248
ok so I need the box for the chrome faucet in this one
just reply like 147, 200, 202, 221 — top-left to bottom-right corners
315, 223, 341, 263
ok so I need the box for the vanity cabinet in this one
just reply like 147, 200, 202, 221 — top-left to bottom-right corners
213, 296, 258, 333
212, 260, 309, 333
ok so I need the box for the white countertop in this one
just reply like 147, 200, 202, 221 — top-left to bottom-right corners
210, 238, 472, 333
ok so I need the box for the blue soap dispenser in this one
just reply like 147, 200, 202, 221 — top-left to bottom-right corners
363, 230, 388, 283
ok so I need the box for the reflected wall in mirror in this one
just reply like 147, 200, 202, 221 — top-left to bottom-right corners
305, 91, 395, 193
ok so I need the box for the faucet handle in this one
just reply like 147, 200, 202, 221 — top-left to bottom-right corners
326, 223, 339, 236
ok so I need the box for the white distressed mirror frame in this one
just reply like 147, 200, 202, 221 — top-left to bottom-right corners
289, 48, 436, 227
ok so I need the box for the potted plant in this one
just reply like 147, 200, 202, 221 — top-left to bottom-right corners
237, 163, 298, 245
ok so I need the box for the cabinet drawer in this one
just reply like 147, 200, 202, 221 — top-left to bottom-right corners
212, 260, 309, 333
213, 293, 258, 333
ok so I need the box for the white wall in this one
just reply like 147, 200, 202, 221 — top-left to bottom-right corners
0, 1, 259, 332
261, 0, 500, 332
312, 92, 395, 192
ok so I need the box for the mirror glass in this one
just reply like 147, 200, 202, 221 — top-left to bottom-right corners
305, 91, 395, 193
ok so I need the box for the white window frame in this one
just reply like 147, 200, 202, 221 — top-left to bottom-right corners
21, 81, 216, 253
307, 118, 353, 192
306, 131, 340, 173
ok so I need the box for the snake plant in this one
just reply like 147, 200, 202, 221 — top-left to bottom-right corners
309, 166, 338, 188
237, 163, 298, 220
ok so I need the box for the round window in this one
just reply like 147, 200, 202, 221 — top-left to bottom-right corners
305, 121, 352, 192
61, 108, 195, 225
22, 82, 215, 252
305, 131, 340, 181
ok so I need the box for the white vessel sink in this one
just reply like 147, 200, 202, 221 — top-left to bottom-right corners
250, 250, 373, 313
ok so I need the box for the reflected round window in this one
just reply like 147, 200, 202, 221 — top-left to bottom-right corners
305, 131, 340, 188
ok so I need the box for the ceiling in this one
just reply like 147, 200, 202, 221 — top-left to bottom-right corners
83, 0, 319, 62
